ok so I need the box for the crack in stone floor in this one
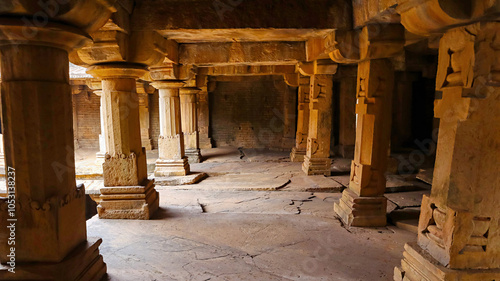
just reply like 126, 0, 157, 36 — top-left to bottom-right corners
88, 189, 417, 281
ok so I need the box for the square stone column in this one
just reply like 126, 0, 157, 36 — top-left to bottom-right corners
290, 76, 310, 162
138, 92, 153, 150
334, 59, 394, 227
152, 81, 190, 176
391, 72, 419, 150
336, 66, 357, 159
96, 90, 107, 164
0, 134, 4, 167
196, 75, 213, 149
395, 22, 500, 281
302, 74, 334, 175
87, 65, 159, 220
0, 17, 108, 280
180, 85, 202, 163
137, 81, 155, 151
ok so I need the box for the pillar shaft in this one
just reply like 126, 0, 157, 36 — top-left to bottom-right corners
101, 77, 147, 185
290, 76, 310, 162
96, 90, 106, 163
391, 72, 418, 150
138, 93, 153, 150
302, 74, 333, 176
0, 42, 86, 262
337, 68, 357, 159
197, 87, 212, 149
180, 87, 202, 163
87, 65, 158, 219
153, 81, 190, 176
282, 83, 297, 149
396, 22, 500, 281
0, 18, 107, 280
334, 59, 394, 227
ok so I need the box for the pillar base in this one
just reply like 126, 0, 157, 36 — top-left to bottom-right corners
290, 147, 306, 162
0, 237, 106, 281
154, 157, 190, 177
394, 242, 500, 281
185, 148, 202, 164
334, 188, 387, 227
302, 156, 331, 176
97, 179, 159, 220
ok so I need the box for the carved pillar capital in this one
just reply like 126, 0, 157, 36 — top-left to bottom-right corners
297, 59, 338, 76
87, 64, 148, 80
328, 23, 405, 64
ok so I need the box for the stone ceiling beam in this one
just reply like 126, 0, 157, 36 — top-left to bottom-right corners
396, 0, 500, 36
179, 42, 306, 66
198, 65, 296, 76
131, 0, 353, 31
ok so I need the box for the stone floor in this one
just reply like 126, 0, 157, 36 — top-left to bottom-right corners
89, 189, 417, 281
1, 147, 431, 280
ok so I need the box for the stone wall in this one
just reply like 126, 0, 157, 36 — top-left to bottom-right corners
210, 76, 296, 149
73, 91, 101, 149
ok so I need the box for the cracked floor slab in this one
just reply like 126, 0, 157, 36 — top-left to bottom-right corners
88, 189, 416, 281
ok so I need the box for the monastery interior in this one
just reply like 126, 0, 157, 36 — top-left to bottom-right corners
0, 0, 499, 280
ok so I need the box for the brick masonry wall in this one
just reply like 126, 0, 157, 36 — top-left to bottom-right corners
209, 76, 295, 149
73, 91, 100, 149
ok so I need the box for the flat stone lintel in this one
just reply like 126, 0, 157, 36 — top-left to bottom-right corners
290, 147, 306, 162
97, 180, 159, 220
334, 188, 387, 227
155, 157, 190, 177
395, 242, 500, 281
302, 156, 331, 176
0, 237, 106, 281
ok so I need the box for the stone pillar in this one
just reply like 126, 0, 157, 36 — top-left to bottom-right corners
391, 72, 419, 150
138, 92, 153, 151
180, 85, 202, 163
0, 133, 3, 166
395, 22, 500, 281
337, 66, 357, 159
334, 59, 394, 227
152, 81, 190, 176
96, 90, 107, 163
290, 76, 310, 162
86, 78, 106, 164
0, 18, 108, 280
302, 74, 333, 176
0, 101, 3, 167
86, 65, 159, 220
72, 90, 80, 150
197, 75, 212, 149
282, 83, 297, 150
